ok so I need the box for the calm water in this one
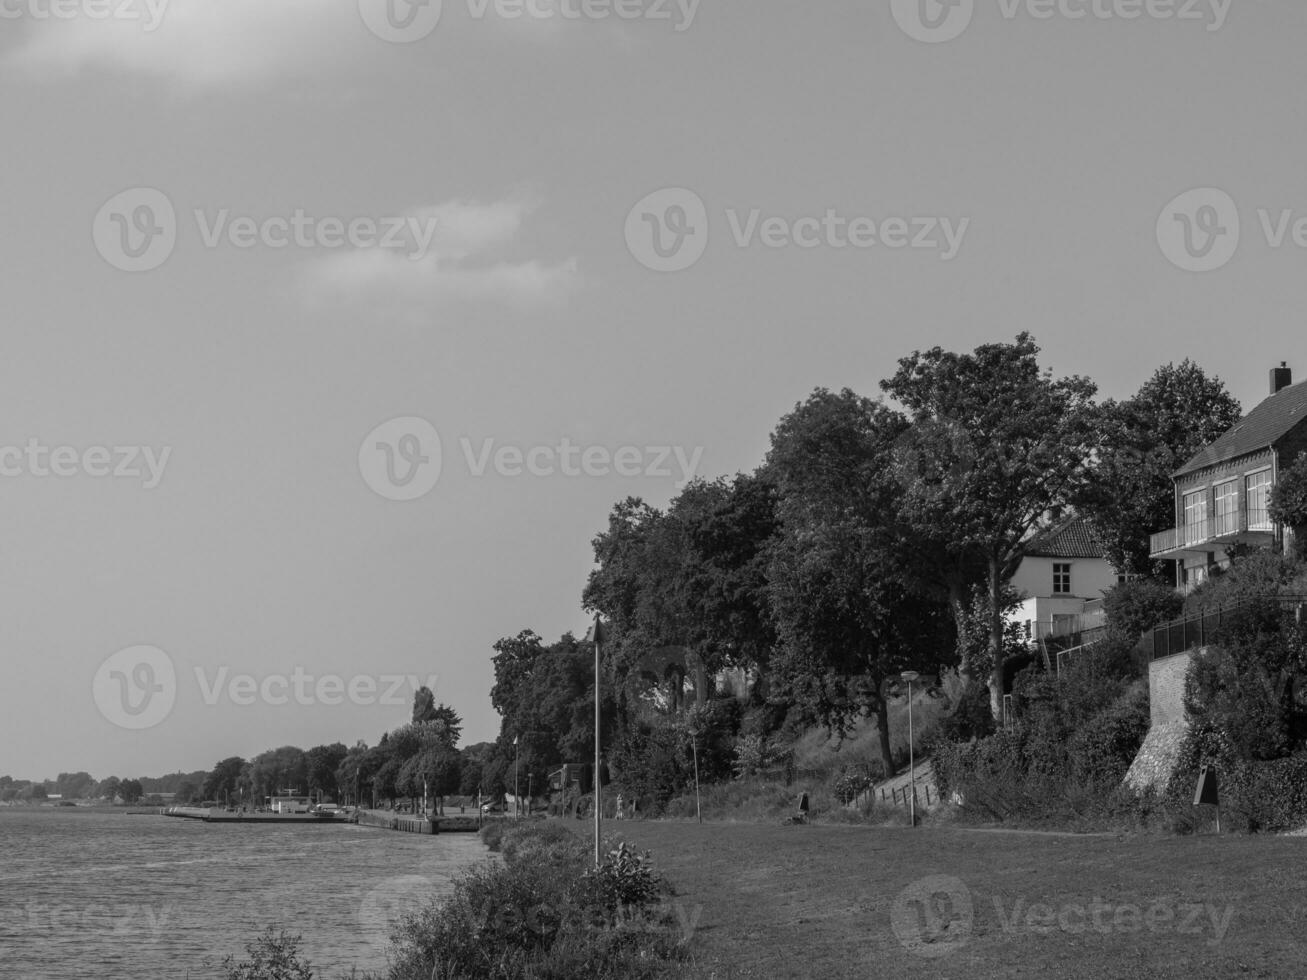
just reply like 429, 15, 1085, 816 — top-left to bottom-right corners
0, 808, 487, 980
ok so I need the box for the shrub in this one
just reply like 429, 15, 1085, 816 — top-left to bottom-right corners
582, 842, 663, 913
1103, 578, 1183, 640
222, 929, 315, 980
1066, 683, 1150, 783
386, 820, 684, 980
1270, 452, 1307, 556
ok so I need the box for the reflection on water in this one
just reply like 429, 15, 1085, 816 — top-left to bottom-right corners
0, 808, 486, 980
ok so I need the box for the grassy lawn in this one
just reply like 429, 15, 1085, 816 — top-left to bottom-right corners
596, 821, 1307, 979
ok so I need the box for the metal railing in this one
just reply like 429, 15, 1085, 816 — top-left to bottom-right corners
1149, 508, 1274, 558
1151, 594, 1307, 661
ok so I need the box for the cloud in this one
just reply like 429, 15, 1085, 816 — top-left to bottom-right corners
4, 0, 359, 88
300, 195, 581, 312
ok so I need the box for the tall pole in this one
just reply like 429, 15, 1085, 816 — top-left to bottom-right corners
901, 671, 919, 828
594, 614, 602, 869
907, 679, 916, 827
691, 734, 702, 825
514, 737, 520, 819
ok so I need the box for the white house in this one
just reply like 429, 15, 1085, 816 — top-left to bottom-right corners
1010, 517, 1120, 642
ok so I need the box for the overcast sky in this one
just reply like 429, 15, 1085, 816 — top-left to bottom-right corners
3, 0, 1304, 782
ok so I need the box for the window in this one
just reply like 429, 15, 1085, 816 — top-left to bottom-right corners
1183, 490, 1208, 545
1214, 480, 1238, 535
1246, 470, 1273, 531
1053, 563, 1071, 595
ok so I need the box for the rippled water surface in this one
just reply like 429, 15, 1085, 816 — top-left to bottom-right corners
0, 808, 487, 980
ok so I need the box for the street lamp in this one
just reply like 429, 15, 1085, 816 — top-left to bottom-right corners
901, 671, 920, 827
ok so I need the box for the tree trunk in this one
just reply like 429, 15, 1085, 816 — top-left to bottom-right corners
874, 697, 895, 778
948, 580, 971, 684
987, 555, 1005, 722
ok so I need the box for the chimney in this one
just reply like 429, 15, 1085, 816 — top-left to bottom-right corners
1272, 362, 1293, 395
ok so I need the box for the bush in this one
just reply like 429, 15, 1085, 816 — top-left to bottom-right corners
582, 842, 663, 912
386, 820, 685, 980
222, 929, 315, 980
1066, 683, 1150, 783
932, 657, 1150, 830
1166, 725, 1307, 832
1103, 578, 1183, 640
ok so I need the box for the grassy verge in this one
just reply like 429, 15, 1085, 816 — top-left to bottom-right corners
604, 821, 1307, 980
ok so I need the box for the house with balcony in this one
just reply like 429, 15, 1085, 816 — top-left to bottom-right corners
1150, 363, 1307, 589
1010, 516, 1118, 647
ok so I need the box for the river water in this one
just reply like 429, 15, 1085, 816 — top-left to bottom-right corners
0, 807, 487, 980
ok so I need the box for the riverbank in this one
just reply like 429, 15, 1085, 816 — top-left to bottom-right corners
599, 821, 1307, 980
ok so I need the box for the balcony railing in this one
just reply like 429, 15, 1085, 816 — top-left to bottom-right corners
1149, 508, 1274, 558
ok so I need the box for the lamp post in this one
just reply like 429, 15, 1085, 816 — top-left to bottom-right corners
901, 671, 919, 827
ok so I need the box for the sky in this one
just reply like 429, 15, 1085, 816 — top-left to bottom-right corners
2, 0, 1305, 782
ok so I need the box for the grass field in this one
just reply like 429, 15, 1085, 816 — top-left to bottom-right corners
598, 821, 1307, 979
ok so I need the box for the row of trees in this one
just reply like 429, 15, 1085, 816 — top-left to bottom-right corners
0, 773, 150, 804
186, 687, 483, 808
564, 336, 1243, 780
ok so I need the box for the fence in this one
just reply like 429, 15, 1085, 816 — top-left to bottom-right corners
1151, 594, 1307, 661
877, 782, 933, 809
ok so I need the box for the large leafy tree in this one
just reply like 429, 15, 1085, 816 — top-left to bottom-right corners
304, 744, 348, 801
201, 756, 247, 803
489, 631, 608, 785
411, 689, 463, 746
1270, 452, 1307, 557
764, 388, 954, 774
1079, 360, 1242, 576
882, 333, 1099, 718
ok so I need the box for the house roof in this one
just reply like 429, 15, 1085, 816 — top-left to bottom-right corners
1023, 517, 1108, 560
1175, 380, 1307, 477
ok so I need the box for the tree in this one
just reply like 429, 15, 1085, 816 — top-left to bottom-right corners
248, 747, 307, 801
96, 776, 122, 803
1079, 360, 1242, 576
334, 742, 370, 807
1270, 452, 1307, 557
305, 744, 348, 801
201, 757, 247, 803
119, 779, 144, 804
53, 772, 96, 800
1184, 605, 1307, 760
882, 333, 1099, 718
1102, 579, 1183, 641
764, 388, 954, 774
412, 691, 463, 748
490, 631, 606, 772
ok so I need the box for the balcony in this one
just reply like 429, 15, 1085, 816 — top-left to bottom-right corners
1149, 508, 1274, 559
